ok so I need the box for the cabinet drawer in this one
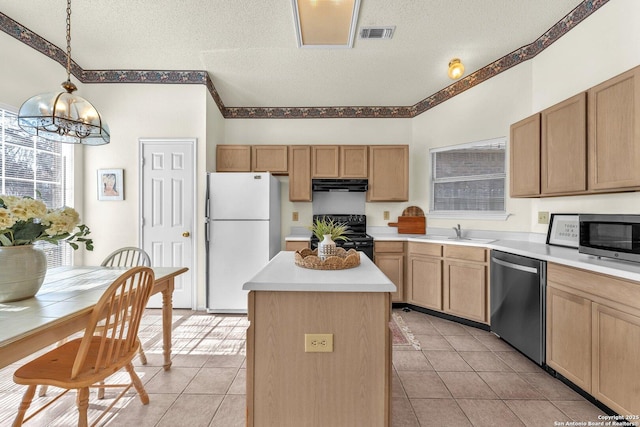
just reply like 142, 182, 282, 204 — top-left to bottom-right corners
408, 242, 442, 257
374, 241, 404, 253
444, 245, 486, 262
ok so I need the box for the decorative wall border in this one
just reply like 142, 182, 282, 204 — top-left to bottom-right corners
0, 0, 609, 120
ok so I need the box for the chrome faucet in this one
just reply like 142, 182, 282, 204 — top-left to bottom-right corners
453, 224, 462, 239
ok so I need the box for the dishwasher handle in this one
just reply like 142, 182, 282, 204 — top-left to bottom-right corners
491, 257, 539, 274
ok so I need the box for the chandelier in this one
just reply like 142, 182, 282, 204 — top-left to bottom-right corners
17, 0, 110, 145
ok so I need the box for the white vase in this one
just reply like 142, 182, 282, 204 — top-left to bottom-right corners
0, 245, 47, 303
318, 234, 337, 260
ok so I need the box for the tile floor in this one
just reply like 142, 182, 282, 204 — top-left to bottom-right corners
0, 308, 608, 426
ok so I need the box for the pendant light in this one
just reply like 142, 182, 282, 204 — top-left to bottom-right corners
17, 0, 110, 145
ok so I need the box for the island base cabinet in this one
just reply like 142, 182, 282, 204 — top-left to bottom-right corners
592, 303, 640, 415
546, 286, 592, 392
246, 290, 391, 427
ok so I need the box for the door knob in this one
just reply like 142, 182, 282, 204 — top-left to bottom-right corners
182, 232, 190, 237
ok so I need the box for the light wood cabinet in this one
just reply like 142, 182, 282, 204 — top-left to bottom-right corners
289, 145, 312, 201
546, 262, 640, 415
311, 145, 339, 178
374, 241, 405, 302
285, 240, 310, 251
252, 145, 288, 173
367, 145, 409, 202
407, 242, 442, 310
442, 245, 488, 323
216, 145, 251, 172
588, 65, 640, 191
546, 285, 592, 392
509, 114, 541, 197
541, 92, 587, 195
592, 303, 640, 415
340, 145, 368, 178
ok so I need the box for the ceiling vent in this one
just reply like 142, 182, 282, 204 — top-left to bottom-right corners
359, 26, 395, 40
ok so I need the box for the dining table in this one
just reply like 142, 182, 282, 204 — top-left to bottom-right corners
0, 265, 188, 370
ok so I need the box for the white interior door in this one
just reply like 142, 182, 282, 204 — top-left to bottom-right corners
140, 138, 195, 309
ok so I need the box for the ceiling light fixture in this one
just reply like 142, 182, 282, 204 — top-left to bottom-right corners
17, 0, 110, 145
448, 58, 465, 80
292, 0, 361, 48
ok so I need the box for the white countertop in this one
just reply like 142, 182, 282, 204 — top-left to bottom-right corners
284, 231, 640, 282
243, 251, 396, 293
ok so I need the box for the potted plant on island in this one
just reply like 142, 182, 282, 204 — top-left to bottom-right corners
309, 217, 349, 260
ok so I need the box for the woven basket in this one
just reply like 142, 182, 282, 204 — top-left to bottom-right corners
294, 247, 360, 270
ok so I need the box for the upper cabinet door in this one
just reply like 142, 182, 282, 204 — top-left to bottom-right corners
367, 145, 409, 202
216, 145, 251, 172
252, 145, 288, 174
588, 66, 640, 191
339, 146, 368, 178
510, 113, 541, 197
541, 92, 587, 195
311, 146, 339, 178
289, 145, 312, 201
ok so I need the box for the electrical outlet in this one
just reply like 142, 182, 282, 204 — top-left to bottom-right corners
304, 333, 333, 352
538, 211, 550, 224
292, 211, 299, 221
384, 211, 390, 220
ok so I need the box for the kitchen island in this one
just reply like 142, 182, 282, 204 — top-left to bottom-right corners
242, 251, 395, 427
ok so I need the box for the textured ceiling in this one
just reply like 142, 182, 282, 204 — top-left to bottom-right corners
0, 0, 591, 109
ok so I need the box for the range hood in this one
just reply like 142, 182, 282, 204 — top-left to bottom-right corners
312, 178, 368, 192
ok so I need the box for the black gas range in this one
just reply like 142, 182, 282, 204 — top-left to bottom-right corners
310, 214, 374, 260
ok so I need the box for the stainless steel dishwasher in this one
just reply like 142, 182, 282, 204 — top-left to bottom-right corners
490, 250, 546, 365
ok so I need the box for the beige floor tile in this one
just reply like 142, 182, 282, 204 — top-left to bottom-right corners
494, 351, 542, 372
169, 353, 211, 368
143, 367, 201, 394
227, 368, 246, 395
392, 370, 407, 398
506, 399, 568, 426
156, 394, 223, 427
474, 334, 517, 352
459, 351, 513, 372
105, 393, 180, 427
423, 350, 473, 372
410, 398, 472, 426
519, 372, 583, 401
209, 394, 246, 427
478, 372, 545, 400
393, 350, 434, 371
552, 400, 608, 422
391, 397, 420, 427
203, 354, 246, 368
439, 371, 499, 399
433, 322, 471, 335
456, 398, 525, 427
397, 371, 451, 398
462, 325, 493, 336
183, 367, 238, 394
444, 335, 490, 352
415, 334, 455, 350
404, 321, 441, 335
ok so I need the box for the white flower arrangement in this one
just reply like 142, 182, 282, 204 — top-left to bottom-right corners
0, 195, 93, 250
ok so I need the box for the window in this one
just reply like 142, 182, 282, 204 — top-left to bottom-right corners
430, 137, 507, 219
0, 107, 74, 267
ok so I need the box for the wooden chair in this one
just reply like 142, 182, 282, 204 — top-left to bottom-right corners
39, 246, 152, 399
13, 266, 155, 427
101, 246, 151, 268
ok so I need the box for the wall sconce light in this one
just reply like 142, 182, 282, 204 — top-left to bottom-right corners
448, 58, 465, 80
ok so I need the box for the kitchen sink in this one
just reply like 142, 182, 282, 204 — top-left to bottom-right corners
416, 235, 496, 244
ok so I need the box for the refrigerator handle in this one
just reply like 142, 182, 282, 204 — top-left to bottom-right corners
205, 221, 210, 243
205, 176, 211, 219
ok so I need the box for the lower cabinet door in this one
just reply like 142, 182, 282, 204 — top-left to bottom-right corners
592, 303, 640, 415
408, 255, 442, 310
375, 254, 404, 302
443, 260, 487, 323
546, 286, 592, 392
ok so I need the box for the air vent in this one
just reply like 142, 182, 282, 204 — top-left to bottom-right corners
359, 26, 395, 40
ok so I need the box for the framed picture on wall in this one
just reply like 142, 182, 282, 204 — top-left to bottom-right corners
97, 169, 124, 201
546, 213, 579, 248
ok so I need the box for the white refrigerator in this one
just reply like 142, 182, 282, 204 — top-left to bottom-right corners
205, 172, 281, 313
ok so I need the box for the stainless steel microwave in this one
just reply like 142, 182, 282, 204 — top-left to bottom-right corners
579, 214, 640, 263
